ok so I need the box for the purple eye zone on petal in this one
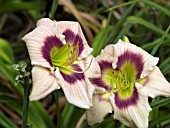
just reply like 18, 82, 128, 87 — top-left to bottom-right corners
63, 29, 84, 56
116, 50, 144, 79
114, 87, 139, 109
92, 78, 110, 91
92, 60, 112, 91
60, 64, 85, 84
98, 61, 113, 72
42, 36, 63, 66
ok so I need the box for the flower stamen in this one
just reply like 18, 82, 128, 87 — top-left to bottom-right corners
57, 58, 93, 74
110, 69, 131, 93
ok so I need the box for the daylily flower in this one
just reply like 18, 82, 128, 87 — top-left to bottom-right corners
86, 39, 170, 127
22, 18, 100, 108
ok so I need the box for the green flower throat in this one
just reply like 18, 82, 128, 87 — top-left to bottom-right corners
50, 43, 79, 74
103, 61, 137, 99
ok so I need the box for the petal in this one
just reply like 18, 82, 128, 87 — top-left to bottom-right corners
98, 60, 113, 72
86, 94, 113, 126
78, 54, 101, 78
30, 66, 60, 100
93, 85, 107, 94
22, 23, 65, 68
92, 78, 111, 92
79, 45, 114, 94
112, 39, 159, 79
55, 66, 95, 109
55, 21, 93, 60
140, 66, 170, 98
90, 61, 113, 93
60, 64, 85, 84
96, 44, 115, 63
110, 86, 151, 128
37, 18, 55, 27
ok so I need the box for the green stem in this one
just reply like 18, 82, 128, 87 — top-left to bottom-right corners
22, 84, 31, 128
54, 91, 63, 128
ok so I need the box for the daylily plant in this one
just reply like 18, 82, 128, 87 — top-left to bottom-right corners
86, 39, 170, 127
22, 18, 100, 109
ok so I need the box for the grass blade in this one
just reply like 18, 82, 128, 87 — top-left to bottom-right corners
142, 0, 170, 17
92, 12, 113, 56
106, 0, 140, 12
150, 97, 170, 109
114, 6, 148, 43
54, 91, 63, 128
151, 25, 170, 56
149, 114, 170, 128
0, 111, 17, 128
127, 17, 170, 39
0, 2, 37, 13
62, 104, 75, 128
105, 3, 136, 44
50, 0, 58, 19
159, 57, 170, 70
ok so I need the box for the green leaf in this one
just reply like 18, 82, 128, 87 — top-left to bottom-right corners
142, 0, 170, 17
27, 102, 48, 128
159, 57, 170, 70
114, 6, 149, 43
54, 91, 63, 128
149, 114, 170, 128
0, 111, 17, 128
105, 3, 137, 45
0, 38, 14, 64
0, 2, 37, 14
126, 16, 170, 39
141, 39, 169, 51
161, 65, 170, 75
92, 28, 108, 56
0, 96, 21, 104
50, 0, 58, 19
62, 103, 75, 128
92, 11, 113, 56
31, 102, 55, 128
106, 0, 140, 12
69, 107, 85, 128
150, 97, 170, 109
0, 58, 16, 85
0, 14, 8, 31
5, 101, 55, 128
91, 117, 115, 128
151, 25, 170, 56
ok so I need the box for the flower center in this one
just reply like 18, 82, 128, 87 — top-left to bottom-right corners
103, 61, 137, 99
110, 70, 129, 92
50, 43, 79, 74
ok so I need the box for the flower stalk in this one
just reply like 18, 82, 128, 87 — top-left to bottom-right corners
13, 62, 32, 128
54, 90, 63, 128
22, 83, 31, 128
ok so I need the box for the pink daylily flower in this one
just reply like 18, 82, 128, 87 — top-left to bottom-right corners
86, 39, 170, 127
22, 18, 100, 109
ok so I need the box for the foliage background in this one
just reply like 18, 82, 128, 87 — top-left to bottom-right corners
0, 0, 170, 128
